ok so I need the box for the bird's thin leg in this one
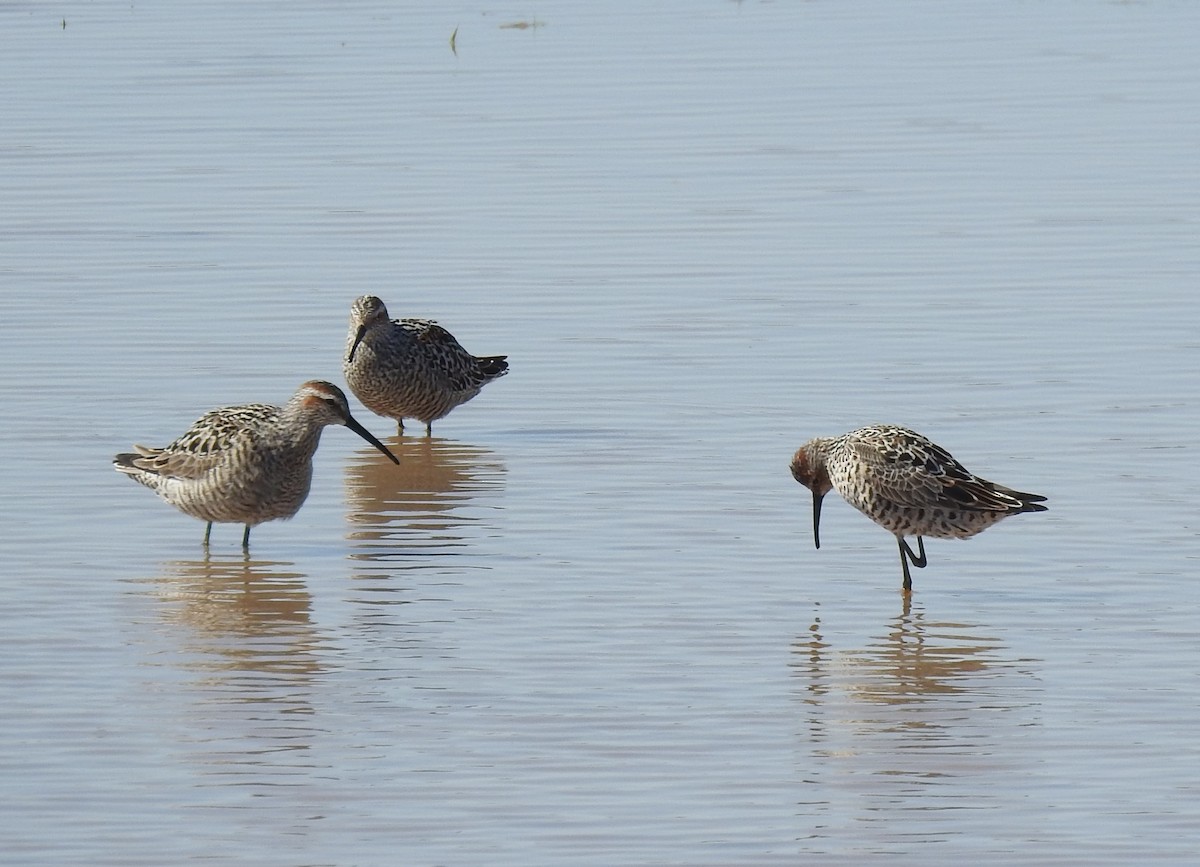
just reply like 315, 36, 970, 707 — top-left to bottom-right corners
425, 421, 433, 436
900, 535, 928, 569
397, 418, 405, 435
241, 525, 251, 549
898, 542, 912, 592
203, 522, 213, 546
896, 536, 927, 593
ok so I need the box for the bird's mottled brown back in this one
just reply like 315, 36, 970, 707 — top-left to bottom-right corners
820, 424, 1046, 539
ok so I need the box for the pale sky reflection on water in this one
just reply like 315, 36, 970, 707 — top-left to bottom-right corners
1, 1, 1199, 864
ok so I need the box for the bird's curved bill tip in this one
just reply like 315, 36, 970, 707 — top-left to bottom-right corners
347, 416, 399, 464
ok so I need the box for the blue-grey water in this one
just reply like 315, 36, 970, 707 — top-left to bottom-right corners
2, 1, 1199, 864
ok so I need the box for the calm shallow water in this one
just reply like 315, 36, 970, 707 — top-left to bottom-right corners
2, 1, 1199, 864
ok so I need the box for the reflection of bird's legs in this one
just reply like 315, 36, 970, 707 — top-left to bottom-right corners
897, 535, 927, 593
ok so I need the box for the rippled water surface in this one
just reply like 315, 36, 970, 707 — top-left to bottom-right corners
2, 1, 1199, 864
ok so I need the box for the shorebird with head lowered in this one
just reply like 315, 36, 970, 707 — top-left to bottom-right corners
114, 380, 399, 547
343, 295, 508, 436
790, 424, 1047, 592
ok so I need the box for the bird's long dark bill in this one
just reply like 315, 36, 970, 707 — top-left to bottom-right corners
348, 325, 368, 363
345, 414, 400, 464
812, 490, 824, 550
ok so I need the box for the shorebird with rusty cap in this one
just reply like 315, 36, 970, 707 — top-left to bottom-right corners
114, 380, 399, 547
790, 424, 1047, 591
344, 295, 508, 435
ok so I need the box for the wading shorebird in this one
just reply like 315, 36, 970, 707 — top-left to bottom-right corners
789, 424, 1047, 592
344, 295, 508, 435
114, 380, 399, 547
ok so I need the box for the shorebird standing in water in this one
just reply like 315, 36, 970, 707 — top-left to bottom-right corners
790, 424, 1047, 591
114, 380, 399, 547
343, 295, 508, 435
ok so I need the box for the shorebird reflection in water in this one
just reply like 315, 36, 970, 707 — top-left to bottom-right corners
790, 424, 1047, 592
114, 380, 399, 547
344, 295, 508, 435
